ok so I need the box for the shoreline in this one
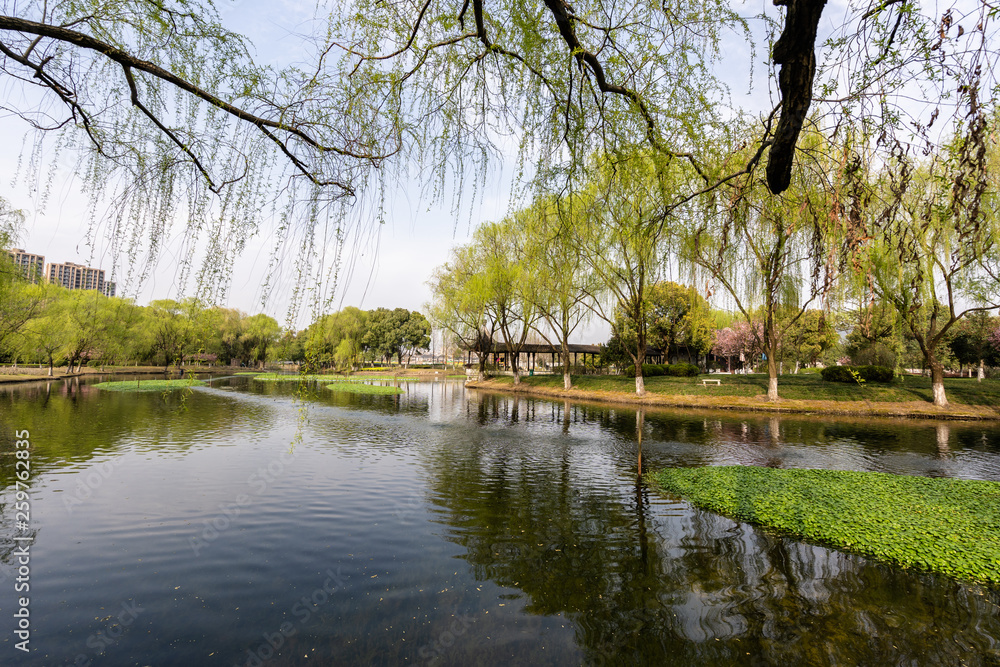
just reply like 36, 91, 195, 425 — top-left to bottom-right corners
0, 367, 232, 385
464, 378, 1000, 421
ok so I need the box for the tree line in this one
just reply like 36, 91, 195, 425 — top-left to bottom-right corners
429, 111, 1000, 408
0, 256, 430, 376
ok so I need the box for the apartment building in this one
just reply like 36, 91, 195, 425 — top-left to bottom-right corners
7, 248, 45, 283
46, 261, 106, 292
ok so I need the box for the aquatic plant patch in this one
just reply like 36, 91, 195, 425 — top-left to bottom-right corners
649, 466, 1000, 585
94, 379, 207, 392
325, 383, 404, 395
254, 373, 418, 382
252, 373, 330, 382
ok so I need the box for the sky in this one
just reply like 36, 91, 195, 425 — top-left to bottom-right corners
0, 0, 862, 341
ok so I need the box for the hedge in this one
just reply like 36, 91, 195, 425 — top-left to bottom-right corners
623, 363, 701, 377
821, 365, 895, 383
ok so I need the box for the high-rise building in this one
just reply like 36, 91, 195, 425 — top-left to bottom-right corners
46, 261, 106, 292
7, 248, 45, 283
101, 281, 116, 298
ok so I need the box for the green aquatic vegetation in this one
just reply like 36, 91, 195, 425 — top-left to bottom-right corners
94, 379, 207, 392
234, 371, 263, 375
325, 383, 404, 395
254, 373, 418, 382
649, 466, 1000, 585
252, 373, 335, 382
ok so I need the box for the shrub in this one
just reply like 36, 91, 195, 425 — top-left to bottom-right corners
857, 365, 895, 383
821, 365, 894, 383
622, 363, 701, 377
821, 365, 856, 383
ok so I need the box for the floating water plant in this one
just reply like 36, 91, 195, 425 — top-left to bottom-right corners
325, 383, 403, 395
94, 379, 206, 392
650, 465, 1000, 585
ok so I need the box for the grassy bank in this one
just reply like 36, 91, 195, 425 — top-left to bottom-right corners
649, 466, 1000, 585
466, 374, 1000, 419
93, 379, 207, 392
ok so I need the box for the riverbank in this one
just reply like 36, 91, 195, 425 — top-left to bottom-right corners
465, 374, 1000, 420
0, 365, 230, 384
648, 466, 1000, 585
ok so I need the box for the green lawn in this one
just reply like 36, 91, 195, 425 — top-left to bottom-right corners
485, 373, 1000, 405
650, 466, 1000, 584
94, 379, 207, 392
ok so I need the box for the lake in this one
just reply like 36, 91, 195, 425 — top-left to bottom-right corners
1, 375, 999, 666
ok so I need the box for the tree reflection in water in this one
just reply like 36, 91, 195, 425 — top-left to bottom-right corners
430, 391, 1000, 665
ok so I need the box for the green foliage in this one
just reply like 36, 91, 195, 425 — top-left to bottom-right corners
324, 382, 403, 395
94, 379, 206, 392
650, 466, 1000, 584
821, 365, 894, 383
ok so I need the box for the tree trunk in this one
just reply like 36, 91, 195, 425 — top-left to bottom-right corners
930, 361, 948, 407
978, 359, 985, 383
563, 347, 573, 390
635, 371, 645, 396
767, 353, 779, 401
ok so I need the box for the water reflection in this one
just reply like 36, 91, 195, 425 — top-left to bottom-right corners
445, 391, 1000, 665
0, 378, 997, 665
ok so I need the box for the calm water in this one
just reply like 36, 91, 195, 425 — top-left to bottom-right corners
1, 375, 999, 666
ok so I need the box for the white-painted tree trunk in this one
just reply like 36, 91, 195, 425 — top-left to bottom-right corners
978, 359, 985, 383
768, 376, 779, 401
635, 373, 645, 396
563, 371, 572, 390
931, 362, 948, 407
932, 381, 948, 407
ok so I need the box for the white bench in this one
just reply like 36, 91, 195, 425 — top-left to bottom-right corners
701, 378, 722, 386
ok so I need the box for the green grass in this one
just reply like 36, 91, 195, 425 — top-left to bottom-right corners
650, 466, 1000, 584
483, 373, 1000, 405
94, 379, 206, 392
234, 371, 263, 375
325, 382, 404, 395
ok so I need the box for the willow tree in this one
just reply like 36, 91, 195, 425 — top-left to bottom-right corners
0, 1, 403, 305
577, 152, 678, 396
682, 128, 842, 401
472, 219, 540, 385
861, 102, 1000, 407
520, 198, 595, 390
426, 244, 496, 381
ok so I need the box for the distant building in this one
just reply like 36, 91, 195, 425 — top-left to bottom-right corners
46, 261, 106, 292
101, 281, 116, 298
7, 248, 45, 283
